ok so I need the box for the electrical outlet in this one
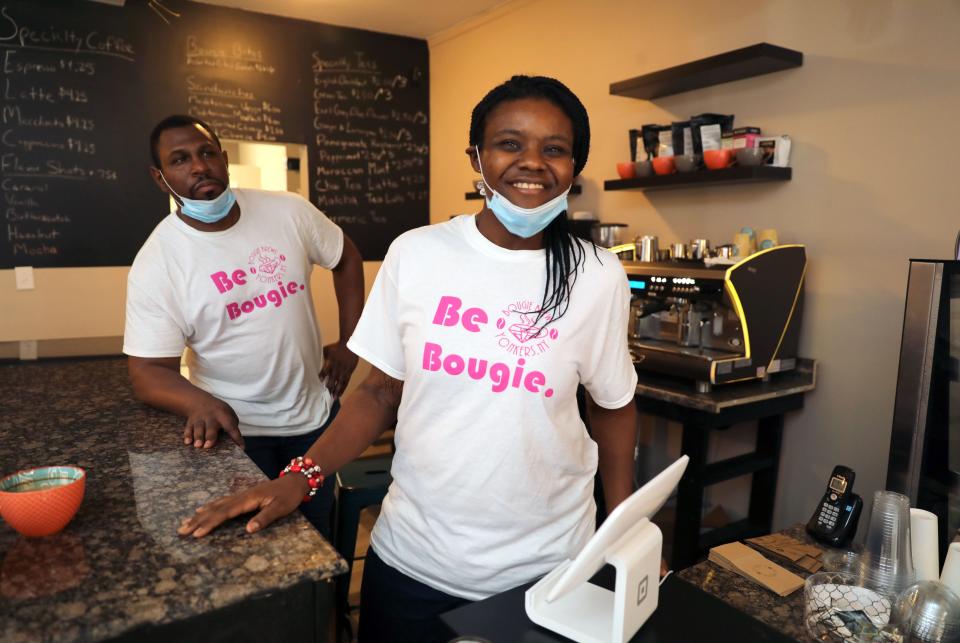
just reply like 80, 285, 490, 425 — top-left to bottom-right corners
14, 266, 34, 290
19, 340, 38, 360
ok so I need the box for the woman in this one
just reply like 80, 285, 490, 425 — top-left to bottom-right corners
178, 75, 639, 643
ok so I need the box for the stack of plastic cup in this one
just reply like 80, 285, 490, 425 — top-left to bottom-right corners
894, 581, 960, 642
862, 491, 916, 597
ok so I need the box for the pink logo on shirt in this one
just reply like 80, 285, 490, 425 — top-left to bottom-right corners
248, 245, 287, 284
494, 299, 559, 357
506, 312, 546, 343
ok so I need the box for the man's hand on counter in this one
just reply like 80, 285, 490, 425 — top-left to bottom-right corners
127, 356, 244, 450
178, 474, 309, 538
184, 398, 244, 449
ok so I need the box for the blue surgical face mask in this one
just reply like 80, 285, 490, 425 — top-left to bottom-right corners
475, 150, 571, 239
159, 172, 236, 224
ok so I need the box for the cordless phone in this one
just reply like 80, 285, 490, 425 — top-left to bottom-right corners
806, 465, 863, 548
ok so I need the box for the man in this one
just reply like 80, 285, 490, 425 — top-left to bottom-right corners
123, 115, 364, 539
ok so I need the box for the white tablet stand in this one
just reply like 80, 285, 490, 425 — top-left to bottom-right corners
525, 455, 689, 643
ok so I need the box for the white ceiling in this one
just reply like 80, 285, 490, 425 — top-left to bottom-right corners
191, 0, 513, 39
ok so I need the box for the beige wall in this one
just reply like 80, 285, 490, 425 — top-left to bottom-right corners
1, 267, 128, 343
429, 0, 960, 529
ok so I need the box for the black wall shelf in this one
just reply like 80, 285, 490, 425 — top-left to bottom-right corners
610, 43, 803, 100
604, 166, 791, 191
465, 184, 583, 200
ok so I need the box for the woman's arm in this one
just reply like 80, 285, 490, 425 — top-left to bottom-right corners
178, 366, 402, 537
587, 396, 638, 512
590, 397, 669, 576
302, 366, 401, 473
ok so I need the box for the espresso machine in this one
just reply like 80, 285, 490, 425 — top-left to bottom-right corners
624, 245, 806, 392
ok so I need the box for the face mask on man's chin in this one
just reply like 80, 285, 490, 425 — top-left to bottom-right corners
158, 172, 236, 224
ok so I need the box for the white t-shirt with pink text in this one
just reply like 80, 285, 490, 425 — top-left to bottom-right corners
123, 188, 343, 437
347, 214, 638, 600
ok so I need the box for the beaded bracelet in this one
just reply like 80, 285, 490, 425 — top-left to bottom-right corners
279, 456, 324, 503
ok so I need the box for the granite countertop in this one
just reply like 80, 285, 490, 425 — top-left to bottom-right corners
636, 358, 817, 413
0, 357, 347, 643
678, 523, 821, 641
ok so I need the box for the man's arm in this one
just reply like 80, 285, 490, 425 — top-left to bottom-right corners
128, 356, 243, 449
320, 233, 365, 397
178, 366, 401, 537
588, 396, 638, 512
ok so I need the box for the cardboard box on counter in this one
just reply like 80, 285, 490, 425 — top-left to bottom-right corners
709, 541, 805, 597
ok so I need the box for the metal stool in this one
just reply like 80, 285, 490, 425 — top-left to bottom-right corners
334, 455, 393, 640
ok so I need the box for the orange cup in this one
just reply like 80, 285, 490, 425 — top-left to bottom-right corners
0, 466, 85, 537
703, 149, 734, 170
616, 161, 636, 179
652, 156, 676, 175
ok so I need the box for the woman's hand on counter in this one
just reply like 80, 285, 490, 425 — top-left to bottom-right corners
184, 398, 243, 449
177, 474, 309, 538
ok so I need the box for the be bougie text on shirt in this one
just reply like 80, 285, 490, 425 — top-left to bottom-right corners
424, 295, 554, 397
209, 264, 306, 321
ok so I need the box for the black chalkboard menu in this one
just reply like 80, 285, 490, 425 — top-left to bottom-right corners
0, 0, 429, 267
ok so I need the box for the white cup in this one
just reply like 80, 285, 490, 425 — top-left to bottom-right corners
941, 542, 960, 595
911, 508, 939, 582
